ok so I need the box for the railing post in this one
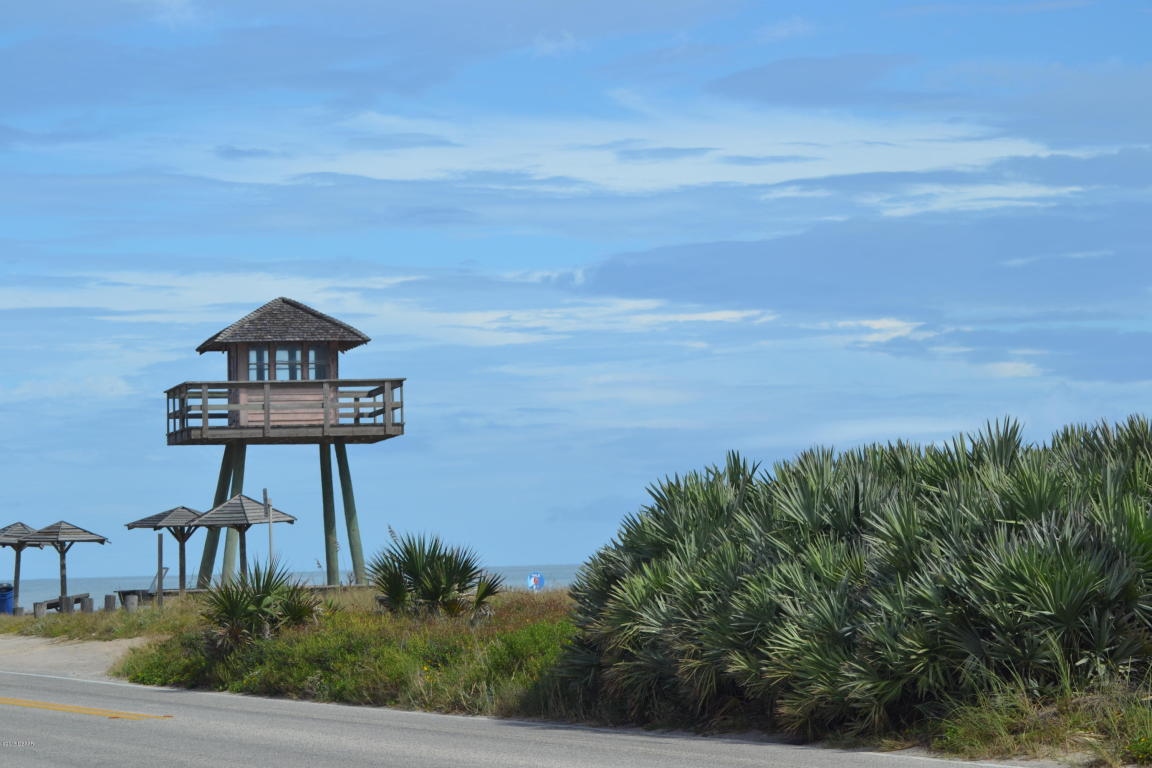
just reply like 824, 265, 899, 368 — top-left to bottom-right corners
263, 382, 271, 436
322, 382, 331, 436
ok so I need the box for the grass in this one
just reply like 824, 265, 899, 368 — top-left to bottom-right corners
109, 588, 574, 718
0, 596, 201, 640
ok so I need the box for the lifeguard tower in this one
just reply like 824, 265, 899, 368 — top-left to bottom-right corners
165, 297, 404, 586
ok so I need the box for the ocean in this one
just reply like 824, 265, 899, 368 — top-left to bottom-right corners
7, 564, 583, 611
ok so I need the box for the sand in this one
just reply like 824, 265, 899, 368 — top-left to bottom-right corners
0, 634, 150, 681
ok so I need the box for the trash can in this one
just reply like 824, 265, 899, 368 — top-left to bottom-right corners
0, 583, 13, 615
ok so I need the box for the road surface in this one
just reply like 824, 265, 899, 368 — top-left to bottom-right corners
0, 645, 1062, 768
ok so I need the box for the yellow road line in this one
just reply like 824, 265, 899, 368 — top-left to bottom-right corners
0, 696, 172, 720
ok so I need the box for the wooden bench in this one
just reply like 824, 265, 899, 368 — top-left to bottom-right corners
33, 593, 90, 615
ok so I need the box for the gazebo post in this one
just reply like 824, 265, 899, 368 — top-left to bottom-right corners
175, 528, 192, 595
238, 526, 249, 579
13, 546, 22, 609
335, 441, 365, 585
56, 542, 73, 598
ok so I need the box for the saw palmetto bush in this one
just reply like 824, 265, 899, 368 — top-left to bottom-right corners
368, 531, 503, 619
200, 560, 322, 656
558, 416, 1152, 737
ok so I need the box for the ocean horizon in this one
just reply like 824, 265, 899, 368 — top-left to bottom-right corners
7, 564, 582, 611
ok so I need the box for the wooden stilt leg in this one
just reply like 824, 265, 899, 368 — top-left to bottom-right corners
320, 443, 339, 586
198, 444, 236, 587
221, 444, 247, 584
335, 442, 365, 585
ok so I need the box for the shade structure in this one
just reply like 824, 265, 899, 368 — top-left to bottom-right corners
126, 506, 203, 595
0, 522, 44, 610
21, 521, 108, 599
194, 494, 295, 579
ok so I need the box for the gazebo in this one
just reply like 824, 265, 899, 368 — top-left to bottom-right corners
125, 506, 203, 595
21, 521, 108, 598
195, 494, 295, 580
0, 522, 43, 611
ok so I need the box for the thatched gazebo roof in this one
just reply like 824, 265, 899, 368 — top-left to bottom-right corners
0, 522, 44, 609
0, 522, 42, 547
126, 506, 202, 531
22, 521, 108, 598
196, 494, 295, 578
126, 506, 203, 595
196, 297, 371, 353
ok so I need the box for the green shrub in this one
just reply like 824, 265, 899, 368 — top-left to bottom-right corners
557, 416, 1152, 738
368, 531, 503, 618
200, 560, 321, 656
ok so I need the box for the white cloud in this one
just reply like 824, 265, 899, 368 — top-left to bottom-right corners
756, 16, 814, 42
1001, 249, 1111, 267
984, 361, 1043, 378
815, 317, 933, 344
532, 31, 583, 57
149, 104, 1049, 196
870, 182, 1082, 217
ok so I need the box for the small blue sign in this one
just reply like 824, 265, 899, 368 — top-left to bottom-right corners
527, 571, 545, 591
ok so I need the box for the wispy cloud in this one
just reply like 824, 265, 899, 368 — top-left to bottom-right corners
1001, 249, 1110, 267
756, 16, 815, 42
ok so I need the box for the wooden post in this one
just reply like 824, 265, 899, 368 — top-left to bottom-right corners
59, 594, 73, 614
264, 488, 273, 565
125, 593, 138, 613
12, 546, 22, 612
335, 442, 365, 585
104, 594, 117, 612
81, 597, 94, 613
57, 543, 72, 599
320, 443, 339, 585
33, 602, 46, 619
238, 527, 248, 579
198, 443, 235, 587
156, 533, 165, 609
221, 444, 247, 584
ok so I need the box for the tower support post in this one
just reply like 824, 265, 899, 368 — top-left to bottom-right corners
334, 441, 366, 585
320, 443, 340, 585
220, 444, 246, 583
197, 443, 235, 587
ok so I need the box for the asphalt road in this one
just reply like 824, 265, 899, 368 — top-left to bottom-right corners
0, 669, 1053, 768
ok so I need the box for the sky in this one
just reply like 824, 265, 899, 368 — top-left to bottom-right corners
3, 0, 1152, 581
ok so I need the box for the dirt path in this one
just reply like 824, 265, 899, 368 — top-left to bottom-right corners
0, 634, 150, 681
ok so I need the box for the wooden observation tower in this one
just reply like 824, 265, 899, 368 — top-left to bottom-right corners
165, 297, 404, 587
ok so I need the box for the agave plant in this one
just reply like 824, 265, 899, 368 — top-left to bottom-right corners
367, 530, 503, 618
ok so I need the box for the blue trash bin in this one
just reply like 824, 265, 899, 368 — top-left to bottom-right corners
0, 583, 13, 615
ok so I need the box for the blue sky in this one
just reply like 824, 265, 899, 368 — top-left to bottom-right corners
3, 0, 1151, 581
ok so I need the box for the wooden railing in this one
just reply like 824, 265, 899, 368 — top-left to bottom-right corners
165, 379, 404, 444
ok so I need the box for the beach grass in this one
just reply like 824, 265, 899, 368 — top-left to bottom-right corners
0, 595, 201, 641
110, 588, 574, 716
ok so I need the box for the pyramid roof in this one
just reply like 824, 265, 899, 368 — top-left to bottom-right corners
126, 506, 203, 530
22, 521, 108, 544
195, 494, 296, 528
196, 297, 371, 353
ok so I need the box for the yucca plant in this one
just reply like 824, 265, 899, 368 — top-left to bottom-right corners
367, 530, 503, 618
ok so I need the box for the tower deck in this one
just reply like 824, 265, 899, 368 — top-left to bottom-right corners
166, 378, 404, 445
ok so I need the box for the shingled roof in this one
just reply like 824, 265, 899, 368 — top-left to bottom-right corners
197, 297, 371, 353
